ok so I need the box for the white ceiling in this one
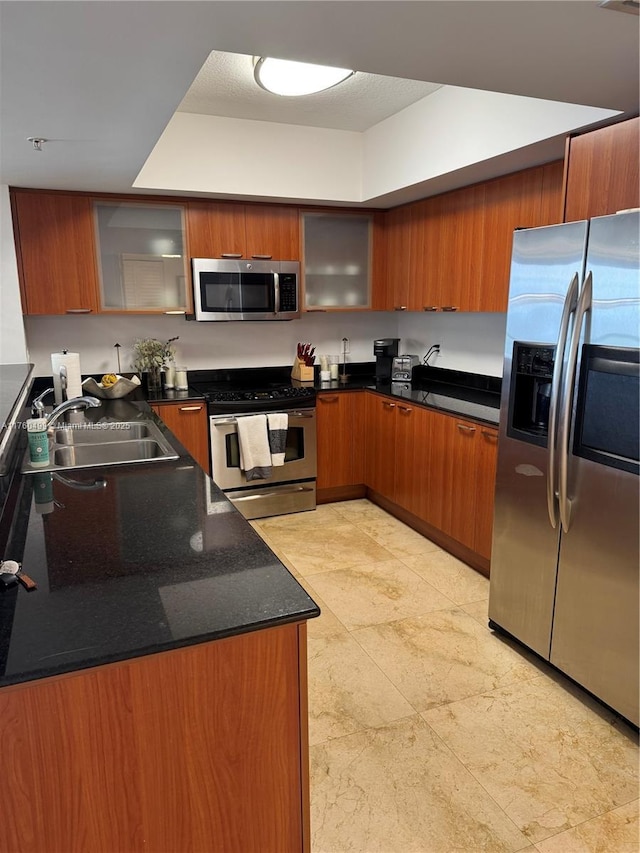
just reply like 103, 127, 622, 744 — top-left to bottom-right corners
178, 51, 443, 132
1, 1, 638, 204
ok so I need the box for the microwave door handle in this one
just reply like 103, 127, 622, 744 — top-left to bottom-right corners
558, 271, 592, 534
547, 272, 579, 529
273, 272, 280, 315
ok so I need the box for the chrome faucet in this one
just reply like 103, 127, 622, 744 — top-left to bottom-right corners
44, 396, 101, 428
31, 387, 54, 418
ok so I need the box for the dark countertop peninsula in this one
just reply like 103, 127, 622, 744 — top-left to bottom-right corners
0, 363, 34, 476
0, 398, 319, 689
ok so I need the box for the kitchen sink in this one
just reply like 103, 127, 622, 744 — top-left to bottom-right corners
21, 420, 179, 474
54, 422, 150, 445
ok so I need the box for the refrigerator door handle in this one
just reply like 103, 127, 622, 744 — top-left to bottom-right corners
547, 272, 580, 529
558, 271, 593, 533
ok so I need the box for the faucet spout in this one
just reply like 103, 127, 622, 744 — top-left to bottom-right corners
45, 396, 101, 428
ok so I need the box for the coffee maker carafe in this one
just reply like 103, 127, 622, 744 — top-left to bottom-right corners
374, 338, 400, 382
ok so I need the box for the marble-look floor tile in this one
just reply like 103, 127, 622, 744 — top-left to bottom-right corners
533, 799, 639, 852
402, 548, 490, 605
423, 676, 640, 844
310, 714, 530, 853
249, 522, 302, 576
461, 597, 490, 626
294, 582, 345, 640
256, 503, 344, 533
304, 559, 453, 630
354, 517, 443, 558
307, 631, 414, 746
327, 498, 391, 523
352, 608, 541, 711
266, 523, 396, 577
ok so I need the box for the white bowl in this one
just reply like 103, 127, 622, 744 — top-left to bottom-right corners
81, 375, 141, 400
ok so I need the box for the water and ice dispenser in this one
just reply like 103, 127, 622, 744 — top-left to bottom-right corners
507, 343, 555, 446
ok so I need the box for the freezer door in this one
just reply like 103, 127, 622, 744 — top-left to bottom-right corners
489, 220, 589, 659
550, 212, 639, 725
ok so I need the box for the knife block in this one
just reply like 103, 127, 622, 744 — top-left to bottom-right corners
291, 357, 314, 382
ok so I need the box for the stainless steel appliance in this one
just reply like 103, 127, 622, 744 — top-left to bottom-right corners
189, 370, 316, 520
489, 211, 639, 726
392, 354, 419, 381
191, 259, 300, 321
374, 338, 400, 382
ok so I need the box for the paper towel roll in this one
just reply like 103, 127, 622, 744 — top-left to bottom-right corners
51, 351, 83, 404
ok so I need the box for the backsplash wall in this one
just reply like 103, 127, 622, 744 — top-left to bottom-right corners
24, 312, 506, 378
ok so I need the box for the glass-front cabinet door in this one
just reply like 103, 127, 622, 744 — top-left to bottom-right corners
94, 201, 190, 313
302, 212, 372, 310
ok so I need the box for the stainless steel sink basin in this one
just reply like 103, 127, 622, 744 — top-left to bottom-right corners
54, 422, 150, 445
22, 419, 179, 473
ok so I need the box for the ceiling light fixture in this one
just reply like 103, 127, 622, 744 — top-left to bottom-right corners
27, 137, 47, 151
253, 57, 354, 97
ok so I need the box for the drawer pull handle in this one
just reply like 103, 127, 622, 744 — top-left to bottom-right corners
179, 406, 203, 412
221, 253, 243, 259
319, 396, 339, 402
423, 306, 438, 312
398, 405, 412, 413
251, 254, 272, 260
456, 423, 476, 433
383, 402, 396, 409
65, 308, 92, 314
394, 306, 407, 311
442, 306, 459, 312
481, 429, 498, 439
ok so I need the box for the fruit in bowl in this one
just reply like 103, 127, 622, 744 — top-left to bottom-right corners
81, 374, 141, 399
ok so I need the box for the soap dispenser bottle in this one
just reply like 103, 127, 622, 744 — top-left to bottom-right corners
26, 418, 50, 467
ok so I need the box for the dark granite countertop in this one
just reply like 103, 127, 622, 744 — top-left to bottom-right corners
0, 364, 34, 476
314, 364, 501, 426
0, 400, 319, 689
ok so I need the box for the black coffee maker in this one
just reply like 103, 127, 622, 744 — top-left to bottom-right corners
374, 338, 400, 382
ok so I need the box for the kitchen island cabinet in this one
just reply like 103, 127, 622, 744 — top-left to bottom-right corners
186, 200, 300, 260
563, 116, 639, 222
0, 622, 309, 853
150, 399, 210, 472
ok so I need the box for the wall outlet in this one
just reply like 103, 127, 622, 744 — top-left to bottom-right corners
342, 337, 350, 353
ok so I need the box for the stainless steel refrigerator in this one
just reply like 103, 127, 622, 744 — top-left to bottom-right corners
489, 210, 639, 727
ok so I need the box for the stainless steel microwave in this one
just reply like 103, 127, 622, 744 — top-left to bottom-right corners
191, 258, 300, 321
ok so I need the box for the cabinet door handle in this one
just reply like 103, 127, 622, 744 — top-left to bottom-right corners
423, 306, 438, 312
319, 395, 339, 403
165, 310, 186, 315
456, 423, 476, 433
441, 306, 458, 312
481, 429, 498, 440
179, 406, 203, 412
221, 253, 243, 259
65, 308, 92, 314
383, 402, 396, 409
305, 309, 327, 313
394, 306, 407, 311
398, 405, 412, 413
251, 254, 272, 260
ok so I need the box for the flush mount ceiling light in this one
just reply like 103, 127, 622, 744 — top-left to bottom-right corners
253, 57, 354, 97
27, 137, 47, 151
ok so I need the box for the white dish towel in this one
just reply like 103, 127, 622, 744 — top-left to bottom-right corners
267, 413, 289, 466
237, 414, 272, 481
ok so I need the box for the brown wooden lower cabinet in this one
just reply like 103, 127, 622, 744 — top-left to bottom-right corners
319, 391, 499, 573
0, 622, 311, 853
151, 401, 210, 472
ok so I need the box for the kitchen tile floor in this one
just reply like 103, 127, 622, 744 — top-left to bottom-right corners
251, 500, 639, 853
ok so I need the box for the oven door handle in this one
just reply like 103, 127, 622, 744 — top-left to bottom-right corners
211, 411, 314, 426
230, 484, 315, 502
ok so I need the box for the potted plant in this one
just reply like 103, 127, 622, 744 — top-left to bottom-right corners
132, 336, 179, 391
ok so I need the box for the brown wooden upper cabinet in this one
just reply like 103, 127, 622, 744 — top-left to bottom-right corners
563, 116, 640, 223
373, 161, 564, 314
11, 190, 100, 315
186, 201, 299, 261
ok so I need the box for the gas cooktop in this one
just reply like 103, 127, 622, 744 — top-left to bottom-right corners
189, 369, 316, 413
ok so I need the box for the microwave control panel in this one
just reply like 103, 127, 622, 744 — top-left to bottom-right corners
279, 274, 298, 312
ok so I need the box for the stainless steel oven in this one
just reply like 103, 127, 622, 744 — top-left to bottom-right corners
209, 408, 316, 519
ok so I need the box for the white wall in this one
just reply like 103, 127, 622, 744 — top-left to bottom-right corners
0, 184, 28, 364
24, 311, 506, 379
134, 113, 363, 202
